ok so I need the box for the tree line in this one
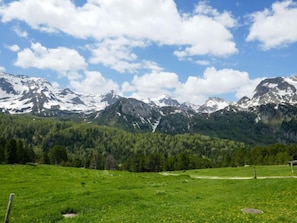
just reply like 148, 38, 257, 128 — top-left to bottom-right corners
0, 137, 35, 164
0, 114, 297, 171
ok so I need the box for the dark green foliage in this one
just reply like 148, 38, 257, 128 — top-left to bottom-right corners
48, 145, 68, 165
0, 136, 35, 164
0, 137, 6, 163
191, 111, 276, 145
233, 143, 296, 166
24, 145, 36, 163
281, 118, 297, 142
17, 139, 25, 164
4, 138, 17, 164
0, 113, 296, 171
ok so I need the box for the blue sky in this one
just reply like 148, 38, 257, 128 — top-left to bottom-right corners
1, 0, 297, 104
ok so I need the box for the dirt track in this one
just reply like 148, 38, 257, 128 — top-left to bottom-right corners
159, 172, 297, 180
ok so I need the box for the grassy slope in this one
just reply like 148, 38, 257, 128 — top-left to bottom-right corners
0, 165, 297, 223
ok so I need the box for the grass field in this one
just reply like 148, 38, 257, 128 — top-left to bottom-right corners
0, 164, 297, 223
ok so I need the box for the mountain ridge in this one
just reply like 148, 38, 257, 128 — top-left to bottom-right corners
0, 72, 231, 115
2, 72, 297, 144
2, 72, 297, 114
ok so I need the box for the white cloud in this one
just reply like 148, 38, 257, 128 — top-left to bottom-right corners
194, 1, 236, 27
122, 81, 136, 93
175, 67, 255, 104
51, 81, 60, 89
88, 38, 146, 73
15, 42, 87, 77
5, 44, 20, 52
70, 71, 119, 95
196, 60, 210, 66
0, 0, 238, 61
89, 38, 164, 73
0, 66, 5, 72
174, 1, 237, 58
123, 71, 180, 99
235, 78, 264, 99
12, 26, 28, 38
122, 67, 261, 104
142, 60, 163, 72
247, 0, 297, 49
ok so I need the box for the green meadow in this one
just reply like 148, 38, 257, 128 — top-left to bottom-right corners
1, 165, 297, 223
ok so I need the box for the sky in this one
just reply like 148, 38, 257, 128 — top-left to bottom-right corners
1, 0, 297, 105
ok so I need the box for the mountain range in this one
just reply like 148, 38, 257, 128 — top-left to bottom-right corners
1, 72, 297, 144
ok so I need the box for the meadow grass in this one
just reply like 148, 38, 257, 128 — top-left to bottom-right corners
0, 164, 297, 223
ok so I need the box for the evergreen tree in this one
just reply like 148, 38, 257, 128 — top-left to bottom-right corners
0, 137, 6, 163
4, 139, 17, 164
17, 140, 25, 164
145, 153, 163, 172
105, 154, 117, 170
48, 145, 68, 165
24, 145, 36, 163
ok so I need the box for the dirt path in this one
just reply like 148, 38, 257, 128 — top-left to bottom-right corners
159, 172, 297, 180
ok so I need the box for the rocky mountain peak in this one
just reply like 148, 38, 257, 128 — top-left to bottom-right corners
100, 90, 121, 105
239, 76, 297, 108
0, 72, 121, 114
146, 94, 180, 108
198, 97, 230, 113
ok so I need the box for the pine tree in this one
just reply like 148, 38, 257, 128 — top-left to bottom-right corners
4, 139, 18, 164
17, 140, 25, 164
0, 137, 6, 163
48, 145, 68, 165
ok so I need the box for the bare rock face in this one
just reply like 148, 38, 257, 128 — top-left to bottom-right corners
120, 98, 154, 118
239, 77, 297, 108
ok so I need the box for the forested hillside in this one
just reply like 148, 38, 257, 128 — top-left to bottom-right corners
0, 114, 296, 171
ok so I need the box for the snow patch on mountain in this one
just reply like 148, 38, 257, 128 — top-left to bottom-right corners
237, 76, 297, 109
0, 72, 119, 114
3, 72, 297, 116
145, 94, 180, 107
198, 97, 230, 113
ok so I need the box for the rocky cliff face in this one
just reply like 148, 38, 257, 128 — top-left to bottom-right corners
238, 76, 297, 108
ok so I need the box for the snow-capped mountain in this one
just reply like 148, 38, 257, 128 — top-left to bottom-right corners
237, 76, 297, 109
3, 72, 297, 118
198, 97, 231, 113
146, 94, 181, 108
2, 72, 297, 141
0, 72, 120, 114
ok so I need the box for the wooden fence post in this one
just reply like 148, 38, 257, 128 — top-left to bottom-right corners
290, 162, 294, 174
4, 193, 14, 223
253, 166, 257, 179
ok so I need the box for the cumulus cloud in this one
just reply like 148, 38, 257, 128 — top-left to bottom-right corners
89, 38, 164, 73
174, 1, 237, 58
247, 0, 297, 49
88, 38, 146, 73
70, 71, 120, 95
122, 67, 260, 104
175, 67, 257, 104
235, 78, 264, 99
5, 44, 20, 52
0, 66, 5, 72
15, 42, 87, 78
123, 71, 180, 99
0, 0, 238, 60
